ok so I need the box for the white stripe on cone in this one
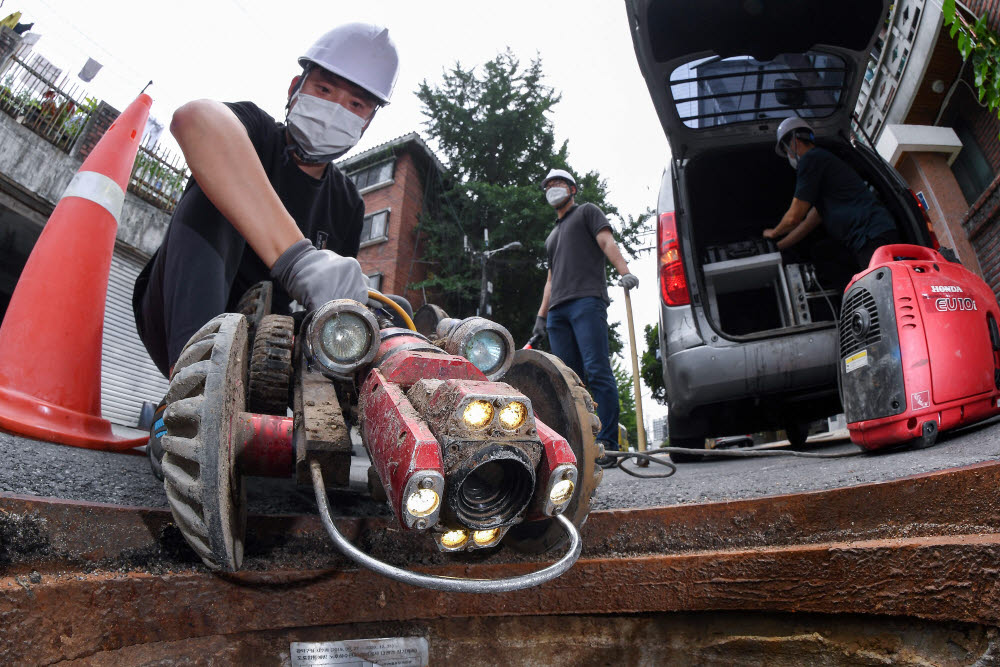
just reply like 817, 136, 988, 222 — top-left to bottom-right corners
61, 171, 125, 223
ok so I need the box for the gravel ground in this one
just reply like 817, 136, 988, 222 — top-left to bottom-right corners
2, 415, 999, 515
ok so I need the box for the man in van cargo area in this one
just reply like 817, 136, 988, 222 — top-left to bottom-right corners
763, 117, 900, 280
532, 168, 639, 468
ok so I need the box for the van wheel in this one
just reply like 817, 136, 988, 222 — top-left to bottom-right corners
669, 437, 707, 463
785, 422, 810, 450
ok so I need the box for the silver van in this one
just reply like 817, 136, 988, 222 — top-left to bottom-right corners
626, 0, 935, 458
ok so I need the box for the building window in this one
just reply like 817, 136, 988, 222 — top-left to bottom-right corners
350, 159, 394, 191
366, 272, 383, 291
360, 209, 389, 245
951, 117, 994, 206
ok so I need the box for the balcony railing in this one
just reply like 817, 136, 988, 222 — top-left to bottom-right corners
129, 142, 189, 212
0, 52, 93, 152
1, 48, 189, 213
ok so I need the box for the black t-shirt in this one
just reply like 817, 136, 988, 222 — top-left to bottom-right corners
793, 147, 896, 253
545, 203, 612, 309
160, 101, 364, 312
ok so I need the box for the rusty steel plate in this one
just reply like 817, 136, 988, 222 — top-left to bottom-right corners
3, 461, 1000, 663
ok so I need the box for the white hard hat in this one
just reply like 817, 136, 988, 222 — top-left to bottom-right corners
775, 117, 814, 156
299, 23, 400, 105
540, 168, 577, 190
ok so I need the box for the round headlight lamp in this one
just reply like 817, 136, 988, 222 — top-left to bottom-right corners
305, 300, 379, 379
464, 330, 506, 375
441, 317, 515, 380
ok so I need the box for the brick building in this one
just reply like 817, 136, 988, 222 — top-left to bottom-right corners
338, 132, 445, 310
856, 0, 1000, 297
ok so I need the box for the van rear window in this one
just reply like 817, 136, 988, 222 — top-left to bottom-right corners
670, 52, 848, 129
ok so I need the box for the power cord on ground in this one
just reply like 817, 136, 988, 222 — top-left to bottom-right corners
603, 443, 863, 479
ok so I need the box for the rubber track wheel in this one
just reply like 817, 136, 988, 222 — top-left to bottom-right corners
234, 280, 273, 341
248, 314, 294, 415
501, 349, 602, 554
160, 313, 249, 571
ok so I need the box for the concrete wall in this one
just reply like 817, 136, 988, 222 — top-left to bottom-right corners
0, 108, 170, 257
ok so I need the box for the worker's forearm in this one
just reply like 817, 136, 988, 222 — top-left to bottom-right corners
597, 230, 631, 276
772, 212, 801, 238
777, 208, 821, 249
171, 100, 304, 267
537, 279, 552, 318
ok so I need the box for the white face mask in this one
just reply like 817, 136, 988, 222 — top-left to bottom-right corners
787, 153, 799, 170
546, 186, 571, 208
786, 138, 799, 170
286, 92, 367, 162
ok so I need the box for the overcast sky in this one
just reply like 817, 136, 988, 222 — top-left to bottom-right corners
11, 0, 674, 427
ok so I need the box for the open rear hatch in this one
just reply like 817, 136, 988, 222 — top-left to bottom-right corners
626, 0, 889, 155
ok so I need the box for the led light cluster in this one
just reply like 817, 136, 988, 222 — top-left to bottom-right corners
433, 525, 511, 552
543, 464, 578, 517
401, 472, 445, 530
461, 399, 529, 431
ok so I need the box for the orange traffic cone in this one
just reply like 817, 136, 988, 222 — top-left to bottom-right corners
0, 94, 152, 450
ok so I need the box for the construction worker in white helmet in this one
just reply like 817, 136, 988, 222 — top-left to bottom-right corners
533, 168, 639, 468
134, 23, 399, 478
764, 117, 899, 278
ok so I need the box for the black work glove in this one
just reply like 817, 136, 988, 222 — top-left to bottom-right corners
532, 315, 548, 340
270, 240, 368, 311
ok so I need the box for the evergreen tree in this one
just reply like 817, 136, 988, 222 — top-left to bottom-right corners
640, 323, 667, 404
613, 359, 637, 446
413, 50, 648, 345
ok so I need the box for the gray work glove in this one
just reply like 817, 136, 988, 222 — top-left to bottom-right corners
270, 239, 368, 311
618, 273, 640, 290
532, 315, 548, 340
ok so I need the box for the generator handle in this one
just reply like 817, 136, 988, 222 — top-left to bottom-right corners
869, 244, 943, 268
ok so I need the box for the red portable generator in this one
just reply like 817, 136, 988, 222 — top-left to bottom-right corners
839, 244, 1000, 450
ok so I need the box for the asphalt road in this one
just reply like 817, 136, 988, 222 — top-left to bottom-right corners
2, 415, 999, 516
592, 415, 1000, 510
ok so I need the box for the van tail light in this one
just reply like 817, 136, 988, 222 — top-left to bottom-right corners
909, 189, 940, 250
658, 211, 690, 306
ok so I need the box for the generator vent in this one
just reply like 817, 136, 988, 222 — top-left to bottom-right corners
840, 287, 882, 358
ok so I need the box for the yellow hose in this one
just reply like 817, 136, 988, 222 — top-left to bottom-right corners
367, 290, 417, 331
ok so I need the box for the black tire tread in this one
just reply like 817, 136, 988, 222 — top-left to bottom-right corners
247, 314, 294, 415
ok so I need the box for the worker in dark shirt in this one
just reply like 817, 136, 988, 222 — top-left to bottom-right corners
134, 23, 398, 479
763, 118, 899, 275
133, 22, 399, 379
532, 168, 639, 468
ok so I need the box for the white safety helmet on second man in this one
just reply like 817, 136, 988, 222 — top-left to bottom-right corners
540, 168, 577, 190
775, 117, 814, 156
299, 23, 400, 105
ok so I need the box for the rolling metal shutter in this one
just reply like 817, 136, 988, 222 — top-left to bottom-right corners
100, 246, 169, 427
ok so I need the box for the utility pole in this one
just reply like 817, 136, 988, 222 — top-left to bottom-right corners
476, 240, 522, 317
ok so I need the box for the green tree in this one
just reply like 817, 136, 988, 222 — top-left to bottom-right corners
413, 50, 649, 345
640, 323, 667, 404
613, 359, 637, 444
943, 0, 1000, 121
